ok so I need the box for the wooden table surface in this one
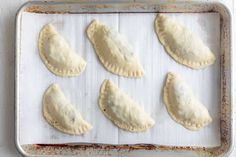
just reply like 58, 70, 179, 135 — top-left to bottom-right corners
0, 0, 234, 156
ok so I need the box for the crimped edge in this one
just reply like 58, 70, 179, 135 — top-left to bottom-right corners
87, 20, 144, 78
155, 14, 216, 69
99, 80, 154, 132
38, 24, 87, 77
42, 84, 92, 135
163, 72, 212, 131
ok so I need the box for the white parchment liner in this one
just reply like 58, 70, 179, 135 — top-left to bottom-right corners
19, 12, 220, 146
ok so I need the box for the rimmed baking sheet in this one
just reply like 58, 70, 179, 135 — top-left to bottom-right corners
18, 12, 221, 147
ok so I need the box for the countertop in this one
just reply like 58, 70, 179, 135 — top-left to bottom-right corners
0, 0, 234, 156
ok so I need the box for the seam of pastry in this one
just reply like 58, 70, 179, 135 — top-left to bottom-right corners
100, 57, 143, 77
43, 110, 92, 135
155, 15, 216, 69
99, 80, 154, 132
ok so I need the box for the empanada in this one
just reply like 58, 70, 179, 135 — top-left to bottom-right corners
87, 20, 144, 77
43, 84, 92, 135
155, 14, 216, 69
38, 24, 86, 77
99, 80, 155, 132
163, 72, 212, 130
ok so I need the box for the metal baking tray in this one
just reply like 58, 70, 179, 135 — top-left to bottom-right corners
15, 1, 233, 157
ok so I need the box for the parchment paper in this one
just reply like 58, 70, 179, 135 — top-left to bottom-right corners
19, 12, 221, 146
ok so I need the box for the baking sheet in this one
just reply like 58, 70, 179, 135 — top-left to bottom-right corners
19, 12, 221, 147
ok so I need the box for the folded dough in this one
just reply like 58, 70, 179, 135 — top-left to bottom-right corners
87, 20, 144, 78
99, 80, 155, 132
38, 24, 86, 77
155, 14, 216, 69
43, 84, 92, 135
163, 72, 212, 131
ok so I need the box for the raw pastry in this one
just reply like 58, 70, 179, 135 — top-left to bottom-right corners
38, 24, 86, 77
43, 84, 92, 135
163, 72, 212, 130
87, 20, 144, 77
155, 14, 216, 69
99, 80, 155, 132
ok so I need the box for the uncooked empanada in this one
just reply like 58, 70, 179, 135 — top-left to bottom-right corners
43, 84, 92, 135
155, 14, 216, 69
99, 80, 155, 132
163, 72, 212, 130
87, 20, 144, 78
38, 24, 86, 77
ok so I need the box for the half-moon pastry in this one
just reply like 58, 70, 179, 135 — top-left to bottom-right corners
163, 72, 212, 130
87, 20, 144, 77
43, 84, 92, 135
99, 80, 155, 132
155, 14, 215, 69
39, 24, 86, 77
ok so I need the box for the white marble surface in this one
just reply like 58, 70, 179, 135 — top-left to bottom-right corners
0, 0, 234, 156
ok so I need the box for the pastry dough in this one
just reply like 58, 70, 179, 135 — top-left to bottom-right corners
155, 14, 216, 69
87, 20, 144, 77
163, 72, 212, 130
99, 80, 155, 132
43, 84, 92, 135
38, 24, 86, 77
